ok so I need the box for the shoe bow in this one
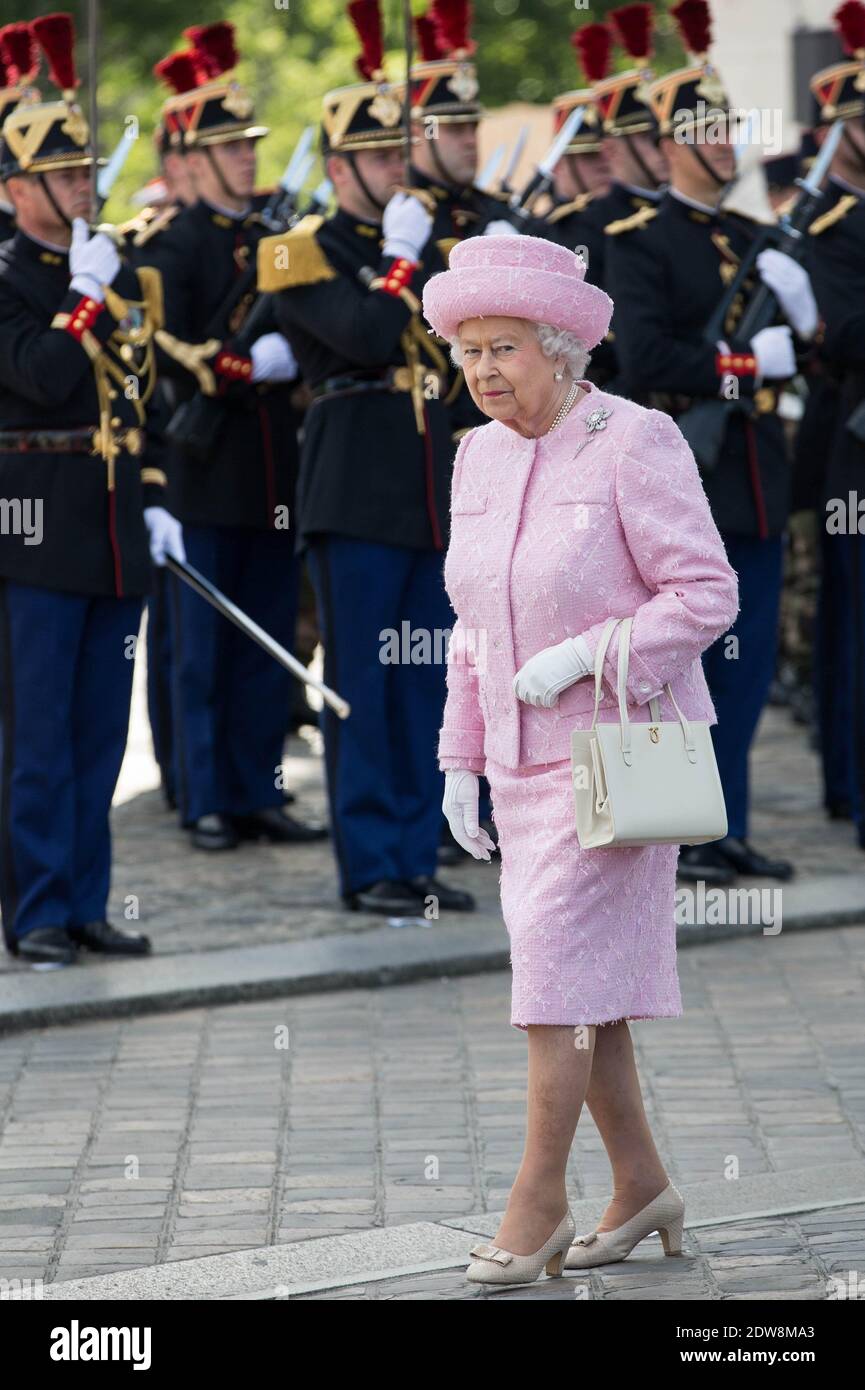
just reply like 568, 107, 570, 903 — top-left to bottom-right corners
468, 1241, 513, 1266
572, 1230, 598, 1246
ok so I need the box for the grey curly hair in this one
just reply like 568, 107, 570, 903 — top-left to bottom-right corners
448, 320, 591, 380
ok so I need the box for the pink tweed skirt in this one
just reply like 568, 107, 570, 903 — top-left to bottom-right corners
485, 756, 683, 1032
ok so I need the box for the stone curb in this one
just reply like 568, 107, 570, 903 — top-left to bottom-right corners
35, 1161, 865, 1300
0, 871, 863, 1035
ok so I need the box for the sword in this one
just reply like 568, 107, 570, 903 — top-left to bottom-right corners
498, 126, 529, 193
476, 143, 506, 191
165, 557, 351, 720
95, 128, 137, 211
514, 106, 585, 212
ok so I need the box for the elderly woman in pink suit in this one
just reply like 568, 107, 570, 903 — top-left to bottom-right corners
421, 236, 740, 1286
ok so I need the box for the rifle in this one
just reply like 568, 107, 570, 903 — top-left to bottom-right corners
164, 169, 330, 463
470, 106, 584, 234
675, 119, 845, 472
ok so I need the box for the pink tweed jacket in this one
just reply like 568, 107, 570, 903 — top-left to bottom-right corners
438, 382, 741, 772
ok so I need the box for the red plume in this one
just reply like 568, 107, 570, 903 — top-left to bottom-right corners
348, 0, 384, 80
432, 0, 476, 57
609, 4, 654, 62
572, 24, 613, 84
670, 0, 713, 57
835, 1, 865, 55
0, 22, 39, 84
154, 51, 200, 95
415, 14, 444, 61
183, 22, 238, 79
31, 11, 77, 93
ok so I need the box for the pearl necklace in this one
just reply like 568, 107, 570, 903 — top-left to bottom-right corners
547, 381, 579, 433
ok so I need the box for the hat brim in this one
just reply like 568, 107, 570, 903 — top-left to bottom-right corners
422, 263, 613, 350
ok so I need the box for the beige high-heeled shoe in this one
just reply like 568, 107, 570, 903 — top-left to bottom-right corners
466, 1211, 576, 1285
564, 1182, 685, 1270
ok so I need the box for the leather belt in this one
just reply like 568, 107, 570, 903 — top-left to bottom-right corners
0, 426, 146, 454
309, 366, 445, 403
648, 388, 779, 418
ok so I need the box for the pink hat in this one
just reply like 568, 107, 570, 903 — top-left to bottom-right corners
422, 234, 614, 349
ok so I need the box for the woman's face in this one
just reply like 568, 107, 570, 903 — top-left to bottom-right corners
457, 316, 561, 428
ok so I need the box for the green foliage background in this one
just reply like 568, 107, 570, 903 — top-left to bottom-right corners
12, 0, 685, 217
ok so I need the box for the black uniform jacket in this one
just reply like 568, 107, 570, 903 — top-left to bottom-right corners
133, 198, 301, 531
606, 190, 792, 539
0, 230, 166, 597
543, 186, 628, 388
805, 184, 865, 504
267, 206, 458, 555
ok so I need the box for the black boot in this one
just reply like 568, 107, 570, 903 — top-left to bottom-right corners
403, 874, 476, 911
343, 879, 426, 913
676, 844, 736, 885
16, 926, 78, 965
232, 806, 329, 843
189, 812, 239, 851
715, 836, 794, 880
67, 921, 152, 955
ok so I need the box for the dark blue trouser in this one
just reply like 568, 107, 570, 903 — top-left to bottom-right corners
146, 567, 175, 804
814, 526, 865, 827
306, 536, 456, 897
0, 581, 141, 947
168, 524, 300, 825
701, 532, 785, 841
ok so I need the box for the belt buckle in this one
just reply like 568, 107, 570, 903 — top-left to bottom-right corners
753, 387, 776, 415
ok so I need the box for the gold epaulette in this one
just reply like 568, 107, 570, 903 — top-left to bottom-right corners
131, 204, 181, 248
604, 204, 658, 236
808, 194, 859, 236
546, 192, 594, 224
257, 214, 336, 291
436, 236, 460, 265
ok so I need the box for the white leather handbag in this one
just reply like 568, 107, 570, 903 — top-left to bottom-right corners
571, 616, 728, 848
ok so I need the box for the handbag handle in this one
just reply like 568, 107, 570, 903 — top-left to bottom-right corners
615, 617, 697, 766
590, 617, 660, 727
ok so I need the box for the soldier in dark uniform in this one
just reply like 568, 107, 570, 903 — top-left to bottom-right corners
261, 0, 474, 915
135, 22, 327, 853
545, 8, 667, 395
805, 7, 865, 846
0, 12, 176, 964
121, 50, 199, 815
0, 21, 39, 245
606, 0, 810, 884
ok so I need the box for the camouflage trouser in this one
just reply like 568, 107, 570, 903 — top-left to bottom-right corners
778, 510, 819, 688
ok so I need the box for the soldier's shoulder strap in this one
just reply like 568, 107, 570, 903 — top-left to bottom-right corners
808, 194, 860, 236
131, 204, 182, 248
257, 214, 337, 291
546, 192, 594, 224
604, 204, 659, 236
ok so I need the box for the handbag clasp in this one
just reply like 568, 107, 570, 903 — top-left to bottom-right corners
649, 726, 660, 743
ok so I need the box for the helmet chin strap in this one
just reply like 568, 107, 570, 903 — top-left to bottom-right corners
38, 171, 74, 231
685, 138, 732, 193
565, 153, 589, 197
429, 135, 471, 190
203, 145, 246, 207
623, 134, 664, 192
346, 152, 390, 216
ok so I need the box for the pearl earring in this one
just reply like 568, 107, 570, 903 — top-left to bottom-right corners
554, 370, 563, 381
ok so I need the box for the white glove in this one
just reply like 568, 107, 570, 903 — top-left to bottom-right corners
69, 216, 120, 303
144, 506, 185, 567
483, 219, 520, 236
513, 635, 592, 708
381, 190, 433, 262
750, 324, 796, 381
250, 332, 298, 383
756, 248, 818, 339
442, 770, 497, 861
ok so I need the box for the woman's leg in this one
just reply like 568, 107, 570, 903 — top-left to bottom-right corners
492, 1024, 595, 1254
584, 1020, 671, 1231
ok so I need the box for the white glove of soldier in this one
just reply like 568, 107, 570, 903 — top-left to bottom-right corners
442, 770, 497, 861
756, 248, 819, 339
483, 219, 520, 236
144, 506, 185, 567
69, 216, 120, 302
513, 635, 593, 708
750, 324, 796, 381
382, 190, 434, 262
250, 332, 299, 383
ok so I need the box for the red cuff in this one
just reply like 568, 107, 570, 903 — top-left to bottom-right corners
214, 350, 253, 381
715, 350, 756, 378
62, 295, 105, 342
376, 256, 418, 298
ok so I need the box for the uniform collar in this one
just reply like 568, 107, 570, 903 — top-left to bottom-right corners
332, 205, 384, 241
667, 186, 722, 225
197, 196, 258, 230
11, 229, 69, 268
615, 179, 665, 206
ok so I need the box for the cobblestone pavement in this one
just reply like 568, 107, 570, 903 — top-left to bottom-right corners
0, 922, 863, 1292
0, 678, 859, 976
